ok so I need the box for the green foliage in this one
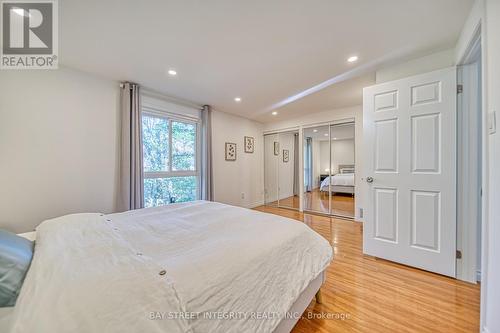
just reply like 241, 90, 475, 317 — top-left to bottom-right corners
142, 116, 169, 172
142, 116, 197, 207
172, 121, 195, 171
144, 177, 197, 208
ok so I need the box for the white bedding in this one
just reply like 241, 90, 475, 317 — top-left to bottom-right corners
320, 173, 355, 191
8, 201, 332, 333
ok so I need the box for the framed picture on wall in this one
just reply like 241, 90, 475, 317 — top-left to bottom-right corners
283, 149, 289, 162
244, 136, 254, 153
274, 142, 279, 155
225, 142, 237, 161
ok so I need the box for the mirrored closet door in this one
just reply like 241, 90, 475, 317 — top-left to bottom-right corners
303, 122, 355, 218
264, 130, 300, 210
329, 123, 355, 218
264, 133, 279, 207
277, 130, 299, 209
303, 125, 330, 215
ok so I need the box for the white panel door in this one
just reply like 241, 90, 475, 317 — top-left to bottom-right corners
363, 67, 456, 277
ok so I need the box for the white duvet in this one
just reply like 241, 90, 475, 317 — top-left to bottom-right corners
320, 173, 355, 191
9, 201, 332, 333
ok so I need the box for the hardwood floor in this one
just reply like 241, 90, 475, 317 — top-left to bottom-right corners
303, 189, 354, 216
253, 206, 480, 333
270, 189, 355, 217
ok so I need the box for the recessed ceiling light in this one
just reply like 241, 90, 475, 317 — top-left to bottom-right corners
167, 69, 177, 76
271, 111, 278, 116
234, 97, 242, 103
313, 129, 318, 133
333, 137, 337, 140
347, 55, 358, 63
324, 133, 329, 136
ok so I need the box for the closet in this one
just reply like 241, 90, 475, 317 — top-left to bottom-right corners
303, 122, 355, 218
264, 130, 300, 210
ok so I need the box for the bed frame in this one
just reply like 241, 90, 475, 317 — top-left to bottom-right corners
320, 164, 355, 196
273, 270, 326, 333
329, 185, 355, 195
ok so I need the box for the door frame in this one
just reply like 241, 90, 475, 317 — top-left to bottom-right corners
456, 28, 483, 283
455, 17, 488, 330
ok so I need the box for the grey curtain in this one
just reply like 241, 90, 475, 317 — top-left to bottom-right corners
293, 133, 299, 196
305, 137, 313, 192
201, 105, 214, 201
119, 82, 144, 211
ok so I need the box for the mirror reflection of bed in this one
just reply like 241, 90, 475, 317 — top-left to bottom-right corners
303, 123, 355, 217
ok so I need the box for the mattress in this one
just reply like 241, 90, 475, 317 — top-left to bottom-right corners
320, 173, 355, 191
8, 201, 333, 333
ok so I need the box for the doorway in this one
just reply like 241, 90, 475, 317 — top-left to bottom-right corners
457, 32, 483, 283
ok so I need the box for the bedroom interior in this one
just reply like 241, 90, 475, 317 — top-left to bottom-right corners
1, 0, 500, 332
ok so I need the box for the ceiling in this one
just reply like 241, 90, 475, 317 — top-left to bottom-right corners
304, 123, 355, 141
255, 74, 375, 123
59, 0, 473, 123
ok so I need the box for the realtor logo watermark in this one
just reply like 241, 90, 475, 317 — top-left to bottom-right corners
1, 0, 58, 69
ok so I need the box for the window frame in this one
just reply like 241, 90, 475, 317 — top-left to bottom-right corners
142, 106, 201, 202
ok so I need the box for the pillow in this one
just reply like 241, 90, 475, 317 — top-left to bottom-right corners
0, 230, 34, 307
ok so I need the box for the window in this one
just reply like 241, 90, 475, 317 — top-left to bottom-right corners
142, 112, 199, 207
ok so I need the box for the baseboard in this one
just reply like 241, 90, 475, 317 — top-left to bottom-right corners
247, 200, 264, 209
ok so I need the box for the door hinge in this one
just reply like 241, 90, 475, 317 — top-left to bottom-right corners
456, 250, 462, 259
457, 84, 463, 94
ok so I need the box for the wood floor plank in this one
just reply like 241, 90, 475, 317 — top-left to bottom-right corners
253, 206, 480, 333
269, 189, 355, 216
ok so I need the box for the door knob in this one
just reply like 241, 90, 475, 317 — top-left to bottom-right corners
366, 177, 374, 183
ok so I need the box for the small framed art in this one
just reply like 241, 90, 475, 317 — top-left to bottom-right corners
244, 136, 254, 153
225, 142, 237, 161
283, 149, 289, 162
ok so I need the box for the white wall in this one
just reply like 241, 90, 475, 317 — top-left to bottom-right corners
375, 49, 456, 83
319, 139, 355, 174
319, 141, 330, 175
312, 139, 322, 189
0, 67, 120, 233
211, 111, 264, 208
264, 105, 364, 220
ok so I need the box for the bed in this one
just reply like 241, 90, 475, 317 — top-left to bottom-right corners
320, 165, 355, 195
3, 201, 332, 333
